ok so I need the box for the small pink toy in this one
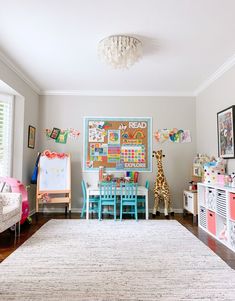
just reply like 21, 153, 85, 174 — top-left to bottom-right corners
0, 177, 30, 225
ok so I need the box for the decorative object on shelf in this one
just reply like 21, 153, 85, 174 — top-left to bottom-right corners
192, 153, 210, 178
203, 157, 226, 184
188, 181, 197, 191
217, 105, 235, 158
28, 125, 36, 149
154, 128, 191, 143
222, 172, 235, 187
152, 150, 174, 218
98, 35, 142, 69
217, 173, 225, 185
126, 171, 139, 183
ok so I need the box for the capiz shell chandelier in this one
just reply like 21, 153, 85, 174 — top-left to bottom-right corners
98, 35, 142, 69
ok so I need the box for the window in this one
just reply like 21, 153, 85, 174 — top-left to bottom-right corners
0, 95, 14, 176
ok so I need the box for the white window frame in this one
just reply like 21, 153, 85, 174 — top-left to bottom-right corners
0, 94, 14, 177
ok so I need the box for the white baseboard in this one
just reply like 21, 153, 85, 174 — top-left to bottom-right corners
29, 208, 183, 214
156, 208, 183, 214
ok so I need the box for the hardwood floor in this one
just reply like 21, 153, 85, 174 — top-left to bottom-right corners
1, 213, 235, 269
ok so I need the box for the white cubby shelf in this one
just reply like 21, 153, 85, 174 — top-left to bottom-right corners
198, 182, 235, 252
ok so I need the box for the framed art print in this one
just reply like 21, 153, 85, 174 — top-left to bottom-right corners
50, 127, 61, 140
193, 163, 202, 177
28, 125, 36, 149
217, 105, 235, 158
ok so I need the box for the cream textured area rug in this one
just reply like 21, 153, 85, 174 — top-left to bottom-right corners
1, 220, 235, 301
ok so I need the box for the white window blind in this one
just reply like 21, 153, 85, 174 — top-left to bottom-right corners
0, 95, 14, 177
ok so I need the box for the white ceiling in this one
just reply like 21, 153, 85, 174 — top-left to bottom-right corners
0, 0, 235, 95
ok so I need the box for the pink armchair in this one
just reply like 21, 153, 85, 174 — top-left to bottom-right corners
0, 193, 22, 236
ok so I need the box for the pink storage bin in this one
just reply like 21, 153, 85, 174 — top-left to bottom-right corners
207, 210, 216, 235
230, 193, 235, 221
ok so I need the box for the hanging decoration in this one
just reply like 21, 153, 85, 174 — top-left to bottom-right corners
42, 150, 68, 159
56, 130, 69, 144
154, 128, 191, 143
45, 128, 80, 144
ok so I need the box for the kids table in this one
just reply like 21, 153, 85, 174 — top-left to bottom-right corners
86, 185, 149, 220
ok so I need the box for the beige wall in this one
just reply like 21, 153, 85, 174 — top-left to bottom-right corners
1, 48, 235, 214
196, 65, 235, 173
0, 59, 39, 212
39, 95, 196, 212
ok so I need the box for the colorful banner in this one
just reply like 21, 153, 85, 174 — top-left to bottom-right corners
45, 128, 80, 144
154, 128, 191, 143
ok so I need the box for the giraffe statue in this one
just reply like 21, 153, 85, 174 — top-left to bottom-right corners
152, 150, 174, 218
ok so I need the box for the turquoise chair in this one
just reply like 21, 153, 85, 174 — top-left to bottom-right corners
99, 182, 117, 221
137, 180, 150, 214
81, 180, 99, 218
120, 183, 138, 221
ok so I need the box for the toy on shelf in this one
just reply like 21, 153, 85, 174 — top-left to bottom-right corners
0, 177, 30, 225
98, 169, 139, 187
223, 172, 235, 188
188, 181, 197, 191
152, 150, 174, 218
126, 171, 139, 183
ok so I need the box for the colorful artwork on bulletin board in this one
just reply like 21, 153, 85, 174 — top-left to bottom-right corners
154, 128, 191, 143
83, 117, 152, 172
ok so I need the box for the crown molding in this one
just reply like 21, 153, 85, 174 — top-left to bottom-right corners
194, 53, 235, 96
40, 90, 194, 97
0, 50, 41, 95
1, 47, 235, 98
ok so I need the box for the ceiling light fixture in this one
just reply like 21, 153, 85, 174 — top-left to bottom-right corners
98, 35, 142, 69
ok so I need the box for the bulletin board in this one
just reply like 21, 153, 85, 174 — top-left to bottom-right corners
83, 117, 152, 172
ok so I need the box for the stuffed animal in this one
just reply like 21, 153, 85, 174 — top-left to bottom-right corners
152, 150, 174, 218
